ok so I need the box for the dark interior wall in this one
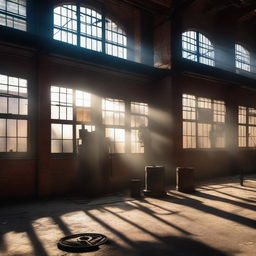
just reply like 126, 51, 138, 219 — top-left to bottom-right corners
36, 54, 156, 197
178, 3, 256, 74
0, 0, 256, 198
171, 73, 256, 180
29, 0, 155, 64
0, 45, 37, 199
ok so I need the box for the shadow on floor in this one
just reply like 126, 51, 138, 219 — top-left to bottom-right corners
104, 235, 233, 256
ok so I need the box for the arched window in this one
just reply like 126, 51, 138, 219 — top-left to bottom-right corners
53, 4, 127, 59
235, 44, 250, 72
0, 0, 26, 31
182, 31, 215, 66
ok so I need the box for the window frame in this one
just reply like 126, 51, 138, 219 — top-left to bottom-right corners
50, 86, 95, 156
53, 2, 128, 59
235, 44, 251, 73
102, 98, 126, 154
130, 102, 148, 153
182, 94, 226, 150
0, 73, 29, 158
238, 106, 256, 149
182, 30, 215, 67
0, 0, 27, 31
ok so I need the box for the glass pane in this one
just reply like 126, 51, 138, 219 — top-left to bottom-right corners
18, 138, 27, 152
8, 98, 19, 114
7, 138, 16, 152
19, 98, 28, 115
0, 138, 6, 152
51, 140, 62, 153
51, 105, 59, 119
51, 124, 62, 139
0, 97, 7, 113
63, 124, 73, 139
0, 118, 6, 136
63, 140, 73, 152
7, 119, 16, 137
115, 142, 125, 153
18, 120, 27, 137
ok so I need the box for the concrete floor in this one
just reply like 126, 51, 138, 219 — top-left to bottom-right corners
0, 175, 255, 256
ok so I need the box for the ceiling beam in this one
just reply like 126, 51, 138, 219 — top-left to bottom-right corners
238, 8, 256, 22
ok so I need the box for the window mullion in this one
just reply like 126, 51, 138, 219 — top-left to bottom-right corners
102, 6, 106, 54
196, 32, 200, 63
77, 3, 81, 47
73, 89, 76, 154
246, 107, 249, 147
195, 96, 198, 148
125, 101, 131, 153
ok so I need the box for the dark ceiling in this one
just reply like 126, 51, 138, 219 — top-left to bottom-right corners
120, 0, 256, 25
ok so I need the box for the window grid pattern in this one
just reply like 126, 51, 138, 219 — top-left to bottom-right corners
105, 127, 125, 153
80, 7, 102, 51
0, 119, 27, 152
182, 31, 215, 66
0, 74, 28, 153
53, 5, 77, 45
51, 86, 94, 153
51, 86, 73, 120
235, 44, 250, 72
238, 106, 256, 148
131, 102, 148, 153
0, 0, 26, 31
76, 90, 92, 123
106, 18, 127, 59
76, 124, 95, 148
53, 4, 127, 59
182, 94, 226, 149
0, 75, 28, 115
102, 98, 125, 153
102, 98, 125, 126
51, 123, 73, 153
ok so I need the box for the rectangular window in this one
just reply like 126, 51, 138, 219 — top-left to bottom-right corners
106, 127, 125, 153
102, 98, 125, 153
131, 102, 148, 153
75, 90, 91, 122
0, 74, 28, 153
182, 94, 226, 149
51, 86, 94, 153
0, 0, 26, 31
238, 106, 256, 148
51, 86, 73, 120
51, 123, 73, 153
102, 98, 125, 126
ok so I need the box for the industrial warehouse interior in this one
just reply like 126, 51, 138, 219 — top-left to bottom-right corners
0, 0, 256, 255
